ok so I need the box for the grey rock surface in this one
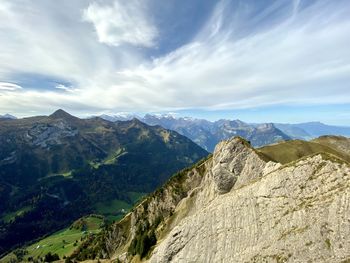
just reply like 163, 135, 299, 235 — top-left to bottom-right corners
26, 120, 78, 148
148, 139, 350, 263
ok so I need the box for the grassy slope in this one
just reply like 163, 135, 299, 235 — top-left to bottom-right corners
1, 206, 32, 224
94, 192, 146, 222
94, 199, 131, 222
258, 139, 350, 164
312, 135, 350, 156
1, 216, 103, 262
0, 191, 146, 262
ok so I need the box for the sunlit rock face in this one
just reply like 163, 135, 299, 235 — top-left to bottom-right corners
149, 138, 350, 263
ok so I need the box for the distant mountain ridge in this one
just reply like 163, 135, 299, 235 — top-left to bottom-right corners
0, 114, 16, 119
273, 123, 312, 139
137, 114, 290, 151
97, 114, 290, 151
275, 122, 350, 138
98, 113, 138, 122
98, 114, 350, 150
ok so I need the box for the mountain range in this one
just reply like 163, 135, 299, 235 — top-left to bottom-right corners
99, 114, 290, 151
6, 113, 350, 152
144, 115, 294, 151
0, 110, 208, 256
99, 114, 350, 151
1, 110, 349, 262
1, 110, 350, 261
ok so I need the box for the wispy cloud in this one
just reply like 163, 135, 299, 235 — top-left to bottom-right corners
55, 84, 79, 93
0, 82, 22, 91
110, 0, 350, 110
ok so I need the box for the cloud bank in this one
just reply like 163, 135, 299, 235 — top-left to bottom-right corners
0, 0, 349, 117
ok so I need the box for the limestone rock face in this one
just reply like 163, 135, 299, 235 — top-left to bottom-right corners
149, 139, 350, 263
211, 138, 272, 194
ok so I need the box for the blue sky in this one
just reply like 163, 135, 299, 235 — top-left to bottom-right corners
0, 0, 349, 125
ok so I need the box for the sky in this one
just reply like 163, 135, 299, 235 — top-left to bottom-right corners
0, 0, 350, 125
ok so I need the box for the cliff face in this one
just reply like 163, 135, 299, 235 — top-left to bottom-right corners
73, 137, 350, 263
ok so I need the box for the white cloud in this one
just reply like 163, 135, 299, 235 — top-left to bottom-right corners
83, 0, 158, 47
55, 84, 79, 93
0, 82, 22, 91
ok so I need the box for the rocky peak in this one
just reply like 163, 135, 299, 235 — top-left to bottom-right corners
49, 109, 77, 121
211, 137, 267, 193
23, 109, 80, 148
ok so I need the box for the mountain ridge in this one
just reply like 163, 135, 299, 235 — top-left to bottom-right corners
98, 113, 350, 151
68, 135, 350, 262
140, 115, 291, 151
275, 122, 350, 139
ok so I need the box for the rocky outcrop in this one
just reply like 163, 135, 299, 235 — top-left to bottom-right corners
211, 138, 273, 193
26, 121, 78, 148
72, 137, 350, 263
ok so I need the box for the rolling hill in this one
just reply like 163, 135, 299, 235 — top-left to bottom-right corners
258, 136, 350, 164
312, 135, 350, 156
